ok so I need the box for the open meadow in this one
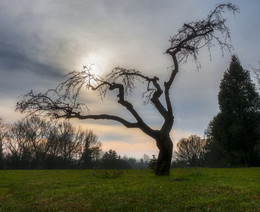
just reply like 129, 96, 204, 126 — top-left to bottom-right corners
0, 168, 259, 211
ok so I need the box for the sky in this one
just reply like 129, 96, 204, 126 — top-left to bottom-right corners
0, 0, 260, 158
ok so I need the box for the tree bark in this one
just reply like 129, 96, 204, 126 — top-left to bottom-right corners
155, 134, 173, 175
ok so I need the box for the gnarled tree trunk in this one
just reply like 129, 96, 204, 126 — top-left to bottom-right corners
155, 134, 173, 175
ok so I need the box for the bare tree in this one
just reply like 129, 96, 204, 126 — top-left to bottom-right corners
22, 116, 51, 168
0, 119, 9, 169
16, 4, 239, 175
79, 130, 101, 168
46, 123, 61, 160
175, 135, 206, 167
4, 116, 50, 168
5, 120, 33, 168
53, 121, 84, 166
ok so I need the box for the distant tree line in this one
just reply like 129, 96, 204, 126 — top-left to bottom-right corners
173, 56, 260, 168
0, 116, 150, 170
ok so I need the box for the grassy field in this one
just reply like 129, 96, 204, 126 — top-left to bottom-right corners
0, 168, 259, 211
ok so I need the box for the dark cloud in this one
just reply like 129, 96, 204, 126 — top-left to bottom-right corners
0, 39, 64, 97
0, 46, 63, 78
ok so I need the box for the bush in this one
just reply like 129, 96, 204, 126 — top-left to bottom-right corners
148, 155, 157, 173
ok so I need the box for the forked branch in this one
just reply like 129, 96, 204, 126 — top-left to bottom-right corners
163, 3, 239, 117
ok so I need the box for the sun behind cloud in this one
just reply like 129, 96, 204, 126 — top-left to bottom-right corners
79, 53, 104, 76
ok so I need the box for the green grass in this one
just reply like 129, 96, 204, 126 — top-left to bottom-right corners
0, 168, 259, 211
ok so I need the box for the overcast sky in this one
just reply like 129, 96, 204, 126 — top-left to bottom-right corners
1, 0, 260, 158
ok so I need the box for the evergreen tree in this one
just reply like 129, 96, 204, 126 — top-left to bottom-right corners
206, 55, 260, 166
101, 150, 131, 169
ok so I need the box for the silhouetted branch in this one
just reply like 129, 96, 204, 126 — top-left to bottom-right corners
58, 113, 139, 129
161, 3, 239, 131
16, 90, 141, 129
16, 90, 86, 118
16, 68, 157, 137
166, 3, 239, 67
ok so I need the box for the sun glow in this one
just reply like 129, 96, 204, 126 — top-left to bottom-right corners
80, 53, 103, 76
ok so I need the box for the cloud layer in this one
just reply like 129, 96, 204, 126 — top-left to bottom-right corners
1, 0, 260, 157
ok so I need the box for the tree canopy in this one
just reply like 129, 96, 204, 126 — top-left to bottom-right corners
175, 135, 206, 167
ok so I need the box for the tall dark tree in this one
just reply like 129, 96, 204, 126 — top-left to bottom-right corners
204, 126, 231, 167
206, 55, 260, 166
16, 4, 239, 175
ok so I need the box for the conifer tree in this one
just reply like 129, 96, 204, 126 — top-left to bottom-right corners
207, 55, 260, 166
